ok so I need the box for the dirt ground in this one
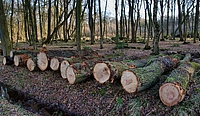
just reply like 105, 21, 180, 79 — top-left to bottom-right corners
0, 39, 200, 116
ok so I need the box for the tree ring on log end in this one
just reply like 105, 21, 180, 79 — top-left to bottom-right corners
14, 55, 20, 66
60, 60, 70, 79
37, 52, 48, 71
159, 83, 181, 106
66, 65, 76, 84
27, 58, 35, 71
50, 58, 59, 71
93, 63, 110, 84
3, 57, 6, 65
121, 70, 138, 93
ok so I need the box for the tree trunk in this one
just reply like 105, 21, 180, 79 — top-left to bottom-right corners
14, 54, 29, 66
76, 0, 82, 50
121, 56, 178, 93
194, 0, 199, 42
159, 54, 199, 106
0, 0, 12, 56
177, 0, 183, 41
152, 0, 160, 55
98, 0, 103, 49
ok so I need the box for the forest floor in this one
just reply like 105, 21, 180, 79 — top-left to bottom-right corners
0, 39, 200, 116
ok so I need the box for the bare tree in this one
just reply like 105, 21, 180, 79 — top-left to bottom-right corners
87, 0, 95, 44
76, 0, 82, 50
152, 0, 160, 55
177, 0, 183, 41
98, 0, 103, 49
194, 0, 199, 43
0, 0, 12, 56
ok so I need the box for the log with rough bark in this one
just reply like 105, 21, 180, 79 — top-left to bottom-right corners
66, 62, 91, 84
10, 50, 31, 58
60, 60, 70, 79
37, 51, 49, 71
121, 56, 178, 93
93, 61, 129, 84
26, 57, 37, 71
3, 56, 14, 65
14, 54, 29, 66
50, 57, 64, 71
159, 54, 200, 106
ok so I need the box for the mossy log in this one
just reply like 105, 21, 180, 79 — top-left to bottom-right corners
37, 51, 49, 71
93, 61, 129, 84
10, 50, 31, 58
121, 56, 178, 93
14, 54, 29, 66
66, 60, 99, 84
2, 56, 14, 65
159, 54, 199, 106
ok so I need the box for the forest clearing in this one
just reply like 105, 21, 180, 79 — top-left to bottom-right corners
0, 0, 200, 115
0, 39, 200, 116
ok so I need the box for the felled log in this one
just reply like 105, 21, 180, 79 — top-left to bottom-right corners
50, 57, 64, 71
93, 61, 129, 84
26, 57, 37, 71
159, 54, 199, 106
2, 56, 14, 65
121, 56, 178, 93
66, 62, 91, 84
10, 50, 31, 58
37, 51, 49, 71
60, 60, 70, 79
14, 54, 29, 66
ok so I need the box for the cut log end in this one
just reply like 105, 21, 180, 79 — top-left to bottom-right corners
37, 52, 48, 71
66, 65, 76, 84
60, 60, 70, 79
93, 63, 110, 84
50, 58, 60, 71
14, 55, 20, 66
27, 58, 36, 71
121, 70, 138, 93
3, 57, 7, 65
159, 83, 182, 106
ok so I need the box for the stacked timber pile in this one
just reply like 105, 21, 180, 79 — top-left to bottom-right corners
2, 49, 200, 106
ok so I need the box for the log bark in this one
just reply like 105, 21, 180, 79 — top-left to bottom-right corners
3, 56, 14, 65
37, 51, 49, 71
66, 62, 91, 84
159, 54, 199, 106
14, 54, 29, 66
93, 61, 129, 84
121, 56, 178, 93
26, 57, 37, 71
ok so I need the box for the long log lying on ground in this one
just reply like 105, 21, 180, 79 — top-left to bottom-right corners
93, 61, 129, 84
159, 54, 200, 106
10, 50, 31, 58
3, 56, 14, 65
121, 56, 178, 93
37, 51, 49, 71
14, 54, 29, 66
